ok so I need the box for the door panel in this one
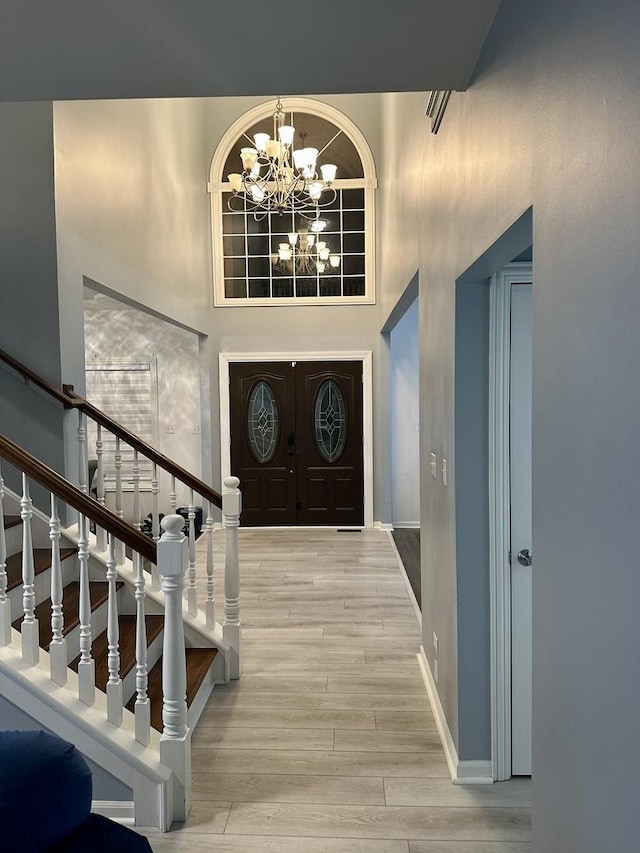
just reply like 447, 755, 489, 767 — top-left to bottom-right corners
295, 362, 364, 526
230, 362, 296, 526
229, 360, 364, 526
510, 282, 533, 776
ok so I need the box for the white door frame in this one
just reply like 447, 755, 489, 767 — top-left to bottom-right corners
219, 350, 374, 528
489, 263, 533, 781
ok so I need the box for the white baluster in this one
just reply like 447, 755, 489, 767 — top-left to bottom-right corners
20, 475, 39, 665
132, 449, 141, 530
205, 500, 215, 628
151, 463, 160, 589
134, 552, 150, 746
49, 495, 67, 686
78, 411, 88, 494
223, 476, 242, 679
157, 515, 191, 822
187, 491, 197, 617
114, 437, 125, 565
95, 423, 107, 551
0, 463, 11, 645
77, 513, 95, 705
106, 535, 123, 726
151, 463, 160, 541
169, 475, 177, 515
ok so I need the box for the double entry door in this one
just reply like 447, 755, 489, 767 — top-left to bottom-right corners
230, 360, 364, 527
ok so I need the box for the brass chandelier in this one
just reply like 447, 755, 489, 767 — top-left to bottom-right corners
227, 99, 338, 221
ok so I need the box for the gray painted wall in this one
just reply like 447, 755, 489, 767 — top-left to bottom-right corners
0, 101, 65, 505
390, 297, 420, 526
378, 0, 640, 848
454, 279, 491, 760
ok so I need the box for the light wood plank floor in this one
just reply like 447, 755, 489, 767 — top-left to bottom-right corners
142, 528, 531, 852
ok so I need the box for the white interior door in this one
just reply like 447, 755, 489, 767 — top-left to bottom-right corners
510, 282, 533, 776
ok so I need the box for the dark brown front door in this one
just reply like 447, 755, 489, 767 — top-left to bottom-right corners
230, 361, 364, 527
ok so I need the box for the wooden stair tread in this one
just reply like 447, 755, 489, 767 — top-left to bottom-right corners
69, 615, 165, 692
126, 648, 218, 732
12, 580, 123, 649
5, 548, 76, 592
3, 515, 21, 530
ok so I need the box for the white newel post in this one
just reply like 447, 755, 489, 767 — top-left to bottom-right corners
0, 463, 11, 645
157, 515, 191, 822
223, 476, 242, 679
205, 500, 215, 628
49, 495, 67, 686
20, 475, 39, 665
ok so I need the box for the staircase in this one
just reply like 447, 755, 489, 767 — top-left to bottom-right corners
0, 347, 244, 831
4, 517, 219, 731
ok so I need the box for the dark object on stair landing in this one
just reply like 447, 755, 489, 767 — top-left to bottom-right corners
176, 505, 203, 539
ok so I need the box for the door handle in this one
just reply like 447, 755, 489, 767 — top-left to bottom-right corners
517, 549, 532, 567
287, 432, 296, 456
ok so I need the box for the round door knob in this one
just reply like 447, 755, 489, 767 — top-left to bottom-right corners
517, 549, 532, 567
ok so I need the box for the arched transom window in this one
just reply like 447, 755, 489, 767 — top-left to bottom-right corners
209, 98, 376, 306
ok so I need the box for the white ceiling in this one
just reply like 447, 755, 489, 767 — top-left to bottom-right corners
0, 1, 501, 102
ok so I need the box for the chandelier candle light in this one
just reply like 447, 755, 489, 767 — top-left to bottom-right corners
227, 99, 338, 220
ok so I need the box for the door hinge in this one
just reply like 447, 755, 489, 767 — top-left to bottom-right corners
508, 550, 512, 565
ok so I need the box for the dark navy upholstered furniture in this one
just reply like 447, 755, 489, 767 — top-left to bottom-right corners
0, 730, 153, 852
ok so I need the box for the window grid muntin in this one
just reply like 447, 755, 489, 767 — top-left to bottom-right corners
222, 185, 366, 300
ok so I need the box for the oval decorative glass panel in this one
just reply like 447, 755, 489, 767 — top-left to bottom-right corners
314, 379, 347, 463
247, 380, 279, 463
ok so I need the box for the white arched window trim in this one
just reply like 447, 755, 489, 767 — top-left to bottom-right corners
208, 97, 377, 307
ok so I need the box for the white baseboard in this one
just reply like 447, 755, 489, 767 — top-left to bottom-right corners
456, 760, 493, 784
374, 521, 394, 531
91, 800, 135, 824
386, 531, 421, 628
417, 646, 493, 785
417, 646, 458, 782
392, 521, 421, 529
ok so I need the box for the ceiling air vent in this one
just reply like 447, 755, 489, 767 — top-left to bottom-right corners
425, 91, 451, 134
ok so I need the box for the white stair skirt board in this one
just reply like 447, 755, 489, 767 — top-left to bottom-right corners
386, 531, 421, 628
91, 801, 135, 825
417, 646, 493, 785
